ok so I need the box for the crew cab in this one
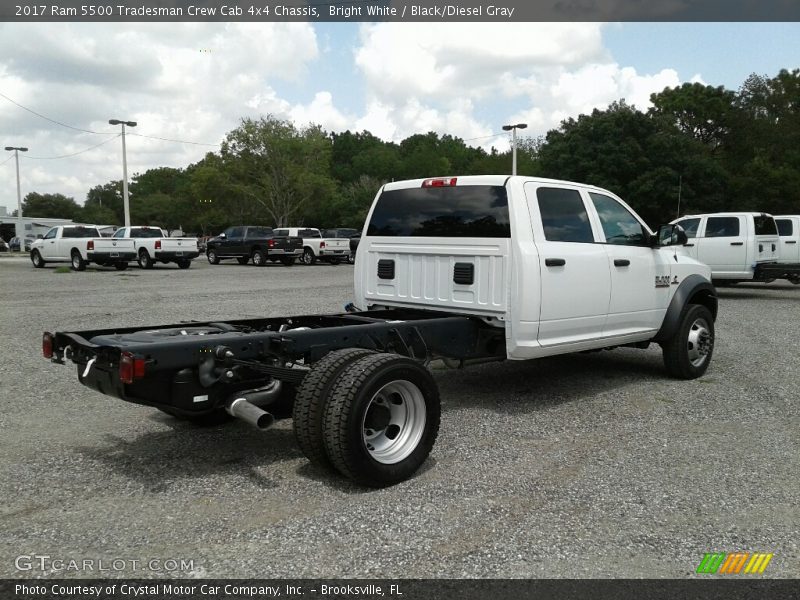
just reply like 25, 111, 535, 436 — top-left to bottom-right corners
205, 226, 302, 266
274, 227, 351, 265
43, 176, 717, 488
30, 225, 135, 271
112, 226, 199, 270
672, 212, 800, 284
775, 216, 800, 269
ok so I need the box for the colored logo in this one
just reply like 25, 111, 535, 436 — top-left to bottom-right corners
696, 552, 774, 574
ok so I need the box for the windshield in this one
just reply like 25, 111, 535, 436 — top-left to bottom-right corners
367, 185, 511, 238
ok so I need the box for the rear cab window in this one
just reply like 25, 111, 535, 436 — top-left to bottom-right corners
367, 184, 510, 237
63, 226, 100, 238
131, 228, 164, 239
754, 215, 778, 236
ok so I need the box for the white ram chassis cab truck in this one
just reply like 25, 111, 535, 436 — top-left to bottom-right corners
273, 227, 351, 265
672, 212, 800, 285
112, 226, 199, 269
30, 225, 135, 271
44, 176, 717, 488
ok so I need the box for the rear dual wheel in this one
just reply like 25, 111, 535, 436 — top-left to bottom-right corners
293, 350, 440, 487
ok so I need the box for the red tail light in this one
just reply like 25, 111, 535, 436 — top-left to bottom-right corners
42, 332, 54, 359
268, 239, 275, 248
422, 177, 457, 188
155, 240, 162, 250
320, 241, 326, 249
119, 351, 146, 384
87, 240, 94, 250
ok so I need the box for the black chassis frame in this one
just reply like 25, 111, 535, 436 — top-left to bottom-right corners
50, 308, 505, 417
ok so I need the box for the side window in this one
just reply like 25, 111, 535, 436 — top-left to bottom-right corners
754, 215, 777, 236
776, 219, 793, 237
536, 187, 594, 243
112, 228, 125, 238
589, 193, 649, 246
43, 228, 57, 240
676, 218, 701, 238
228, 227, 245, 238
273, 229, 289, 237
705, 217, 740, 238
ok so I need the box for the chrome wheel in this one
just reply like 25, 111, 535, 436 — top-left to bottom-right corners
687, 317, 712, 368
362, 380, 426, 465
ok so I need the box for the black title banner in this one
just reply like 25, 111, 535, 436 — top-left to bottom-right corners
3, 0, 799, 22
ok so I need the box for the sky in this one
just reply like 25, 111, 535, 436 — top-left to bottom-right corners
0, 21, 799, 212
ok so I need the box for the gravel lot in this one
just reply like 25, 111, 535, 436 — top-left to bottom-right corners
1, 255, 798, 579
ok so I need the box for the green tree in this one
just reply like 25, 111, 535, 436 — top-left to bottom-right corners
21, 192, 81, 220
85, 182, 124, 223
222, 116, 337, 226
649, 82, 736, 149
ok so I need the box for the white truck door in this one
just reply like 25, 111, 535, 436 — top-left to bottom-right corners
697, 215, 747, 277
776, 217, 800, 263
526, 184, 610, 347
587, 191, 670, 335
674, 217, 702, 260
40, 227, 59, 259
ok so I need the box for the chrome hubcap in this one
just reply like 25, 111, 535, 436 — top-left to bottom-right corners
687, 317, 712, 367
362, 380, 426, 465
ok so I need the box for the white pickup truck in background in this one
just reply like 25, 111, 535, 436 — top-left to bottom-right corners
775, 215, 800, 266
30, 225, 135, 271
112, 226, 199, 269
273, 227, 351, 265
672, 212, 800, 284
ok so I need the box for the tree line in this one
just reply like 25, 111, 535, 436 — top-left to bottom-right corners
16, 68, 800, 233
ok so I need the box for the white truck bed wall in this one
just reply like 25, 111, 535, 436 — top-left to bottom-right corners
359, 237, 510, 318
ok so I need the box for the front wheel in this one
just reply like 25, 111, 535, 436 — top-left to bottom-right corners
206, 250, 220, 265
71, 251, 87, 271
114, 262, 128, 271
31, 250, 45, 268
661, 304, 715, 379
323, 353, 440, 487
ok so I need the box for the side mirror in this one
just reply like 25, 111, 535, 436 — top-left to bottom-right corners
219, 232, 227, 239
655, 224, 688, 247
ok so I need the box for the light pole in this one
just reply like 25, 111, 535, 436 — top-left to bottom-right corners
502, 123, 527, 176
109, 119, 137, 227
5, 146, 28, 248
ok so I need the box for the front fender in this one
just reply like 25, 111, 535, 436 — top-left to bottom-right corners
652, 274, 717, 343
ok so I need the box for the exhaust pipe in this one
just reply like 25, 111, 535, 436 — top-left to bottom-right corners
226, 398, 275, 430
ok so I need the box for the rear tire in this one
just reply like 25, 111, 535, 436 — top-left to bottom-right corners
114, 262, 128, 271
71, 251, 87, 271
207, 250, 220, 265
293, 348, 375, 467
177, 259, 191, 269
323, 353, 440, 487
30, 250, 45, 268
329, 257, 341, 266
237, 257, 249, 265
252, 249, 266, 266
138, 250, 154, 269
301, 248, 316, 265
661, 304, 715, 379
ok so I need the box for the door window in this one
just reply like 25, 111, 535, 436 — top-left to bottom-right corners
676, 218, 701, 238
43, 228, 57, 240
776, 219, 793, 236
704, 217, 740, 238
536, 188, 594, 243
227, 227, 245, 238
589, 193, 649, 246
